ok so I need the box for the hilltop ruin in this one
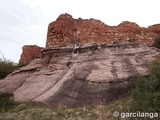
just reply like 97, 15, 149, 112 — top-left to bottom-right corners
0, 13, 160, 108
20, 13, 160, 64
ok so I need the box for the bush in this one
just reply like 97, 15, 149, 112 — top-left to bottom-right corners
131, 77, 156, 112
0, 58, 28, 80
152, 37, 160, 49
131, 56, 160, 112
0, 94, 20, 113
0, 58, 17, 79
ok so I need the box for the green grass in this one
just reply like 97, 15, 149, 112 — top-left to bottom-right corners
0, 93, 132, 120
4, 95, 157, 120
0, 94, 20, 113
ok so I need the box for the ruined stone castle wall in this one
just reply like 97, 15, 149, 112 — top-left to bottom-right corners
46, 13, 160, 47
19, 13, 160, 64
19, 45, 43, 64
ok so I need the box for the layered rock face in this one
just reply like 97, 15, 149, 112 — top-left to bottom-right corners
19, 45, 43, 64
0, 43, 160, 108
46, 13, 160, 47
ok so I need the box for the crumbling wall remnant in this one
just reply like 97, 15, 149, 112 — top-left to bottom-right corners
46, 13, 160, 47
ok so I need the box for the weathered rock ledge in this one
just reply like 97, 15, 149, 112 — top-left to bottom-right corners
0, 43, 160, 108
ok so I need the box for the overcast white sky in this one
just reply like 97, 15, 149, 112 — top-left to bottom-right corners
0, 0, 160, 63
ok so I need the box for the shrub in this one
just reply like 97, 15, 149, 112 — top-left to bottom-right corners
130, 56, 160, 112
152, 37, 160, 49
0, 58, 28, 80
0, 94, 20, 113
0, 58, 17, 79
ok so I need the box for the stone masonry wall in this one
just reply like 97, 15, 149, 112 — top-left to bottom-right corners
19, 13, 160, 64
46, 13, 160, 47
19, 45, 43, 64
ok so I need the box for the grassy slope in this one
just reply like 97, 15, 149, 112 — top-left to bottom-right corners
0, 94, 132, 120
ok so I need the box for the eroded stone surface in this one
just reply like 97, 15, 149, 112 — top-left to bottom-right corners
0, 43, 159, 108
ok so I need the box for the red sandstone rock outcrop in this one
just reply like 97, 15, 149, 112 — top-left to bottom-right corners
19, 45, 43, 64
1, 43, 160, 108
46, 13, 160, 47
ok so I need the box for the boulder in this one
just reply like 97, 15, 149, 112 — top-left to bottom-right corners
0, 43, 159, 108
